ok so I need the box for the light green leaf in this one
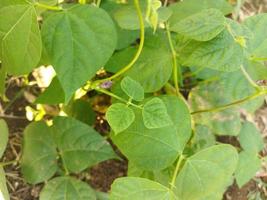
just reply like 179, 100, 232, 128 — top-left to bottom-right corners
0, 0, 27, 7
235, 151, 261, 188
40, 176, 96, 200
42, 5, 117, 101
0, 4, 42, 75
175, 145, 238, 200
171, 8, 225, 41
52, 117, 117, 173
0, 167, 9, 200
21, 121, 58, 184
142, 97, 172, 129
169, 0, 232, 26
110, 177, 176, 200
64, 99, 96, 126
111, 95, 191, 170
106, 103, 135, 134
35, 77, 65, 105
121, 76, 144, 101
178, 28, 244, 72
0, 67, 6, 98
0, 119, 8, 158
239, 122, 264, 153
244, 13, 267, 59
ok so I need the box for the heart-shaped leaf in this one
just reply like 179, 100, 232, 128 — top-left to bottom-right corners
121, 76, 144, 101
106, 103, 135, 134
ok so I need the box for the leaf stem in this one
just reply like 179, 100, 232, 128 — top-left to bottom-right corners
96, 0, 102, 7
240, 65, 261, 91
34, 2, 63, 11
0, 160, 17, 167
96, 88, 143, 109
191, 89, 267, 115
170, 155, 184, 190
91, 0, 145, 88
165, 23, 183, 98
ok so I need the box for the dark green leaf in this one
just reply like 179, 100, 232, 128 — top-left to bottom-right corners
42, 5, 117, 101
21, 122, 58, 184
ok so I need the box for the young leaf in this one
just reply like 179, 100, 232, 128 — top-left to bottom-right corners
52, 117, 117, 173
142, 97, 172, 129
21, 122, 58, 184
0, 4, 42, 75
42, 5, 117, 101
171, 8, 225, 41
106, 103, 135, 134
110, 177, 176, 200
235, 151, 261, 188
121, 76, 144, 101
0, 167, 9, 200
239, 122, 264, 153
40, 177, 96, 200
0, 119, 8, 158
175, 145, 238, 200
111, 96, 191, 170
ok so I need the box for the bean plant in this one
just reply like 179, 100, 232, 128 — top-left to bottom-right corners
0, 0, 267, 199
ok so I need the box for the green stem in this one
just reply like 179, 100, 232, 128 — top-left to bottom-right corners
170, 155, 184, 190
166, 23, 182, 97
240, 65, 261, 91
91, 0, 145, 88
96, 88, 143, 109
191, 89, 267, 115
34, 2, 63, 11
0, 160, 17, 167
96, 0, 102, 7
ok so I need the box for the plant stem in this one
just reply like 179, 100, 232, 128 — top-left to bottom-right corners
96, 88, 143, 109
34, 2, 63, 11
240, 65, 261, 91
91, 0, 145, 88
96, 0, 102, 7
165, 23, 183, 98
0, 160, 17, 167
191, 89, 267, 115
170, 155, 184, 190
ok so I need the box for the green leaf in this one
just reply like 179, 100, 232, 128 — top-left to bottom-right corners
126, 31, 173, 92
111, 95, 191, 170
35, 77, 65, 105
64, 99, 96, 126
0, 4, 42, 75
243, 13, 267, 59
0, 167, 9, 200
171, 8, 225, 41
235, 151, 261, 188
142, 97, 172, 129
40, 176, 96, 200
121, 76, 144, 101
178, 26, 244, 72
175, 145, 238, 200
0, 119, 8, 158
110, 177, 176, 200
169, 0, 232, 26
239, 122, 264, 153
21, 121, 58, 184
52, 117, 117, 173
42, 5, 117, 101
193, 125, 216, 151
106, 103, 135, 134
